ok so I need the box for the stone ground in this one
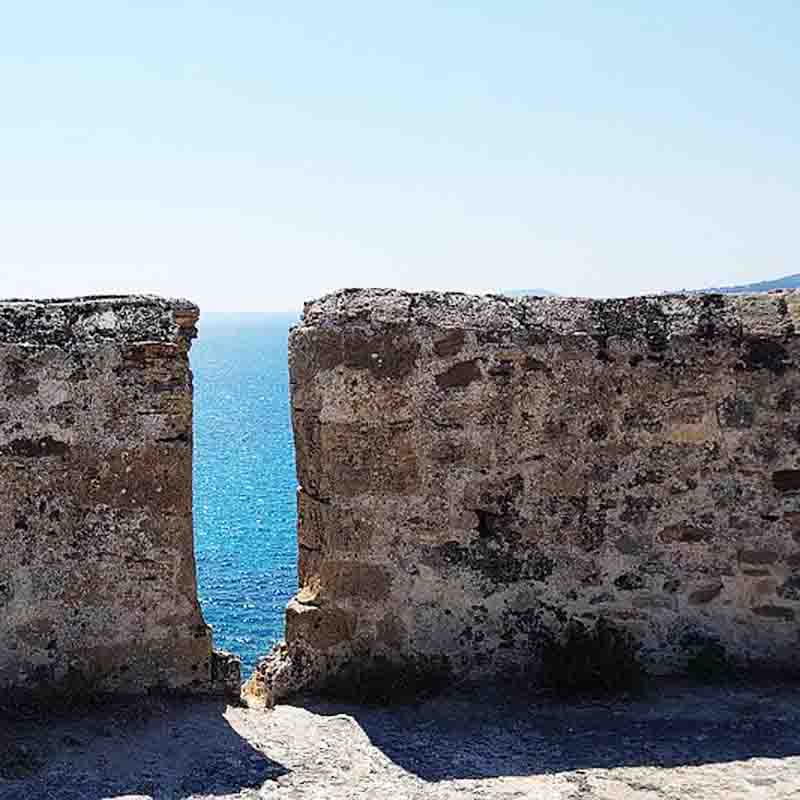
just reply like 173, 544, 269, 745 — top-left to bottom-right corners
1, 683, 800, 799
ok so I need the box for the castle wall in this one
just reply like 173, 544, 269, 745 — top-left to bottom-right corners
248, 288, 800, 703
0, 296, 238, 699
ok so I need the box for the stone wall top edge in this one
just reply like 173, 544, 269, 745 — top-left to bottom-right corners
0, 294, 199, 348
0, 293, 197, 310
297, 287, 800, 340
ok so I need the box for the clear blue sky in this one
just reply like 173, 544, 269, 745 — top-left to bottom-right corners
2, 2, 798, 310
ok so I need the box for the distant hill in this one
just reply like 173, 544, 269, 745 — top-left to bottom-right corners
501, 289, 559, 298
699, 274, 800, 294
499, 275, 800, 299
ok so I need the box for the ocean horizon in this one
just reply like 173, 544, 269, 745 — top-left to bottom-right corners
191, 311, 300, 676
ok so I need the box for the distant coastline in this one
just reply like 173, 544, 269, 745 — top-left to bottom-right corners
695, 273, 800, 294
501, 273, 800, 299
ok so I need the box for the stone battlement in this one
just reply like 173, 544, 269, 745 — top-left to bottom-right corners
4, 289, 799, 706
0, 295, 238, 701
246, 288, 800, 704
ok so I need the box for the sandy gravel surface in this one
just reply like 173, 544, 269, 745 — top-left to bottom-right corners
2, 683, 800, 799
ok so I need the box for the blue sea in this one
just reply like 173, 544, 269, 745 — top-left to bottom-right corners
191, 312, 300, 677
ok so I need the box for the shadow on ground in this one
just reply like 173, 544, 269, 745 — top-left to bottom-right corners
301, 682, 800, 782
0, 697, 287, 800
3, 683, 800, 798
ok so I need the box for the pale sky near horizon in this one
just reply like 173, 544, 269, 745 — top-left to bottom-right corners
2, 2, 798, 311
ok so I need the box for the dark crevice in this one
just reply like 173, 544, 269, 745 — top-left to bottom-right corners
300, 487, 332, 505
157, 432, 190, 444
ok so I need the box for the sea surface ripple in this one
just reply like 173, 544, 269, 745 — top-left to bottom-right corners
191, 312, 299, 677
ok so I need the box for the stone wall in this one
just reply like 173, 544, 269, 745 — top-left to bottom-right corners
246, 288, 800, 704
0, 295, 238, 700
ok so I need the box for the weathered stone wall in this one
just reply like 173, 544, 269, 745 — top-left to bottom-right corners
0, 295, 238, 700
247, 288, 800, 704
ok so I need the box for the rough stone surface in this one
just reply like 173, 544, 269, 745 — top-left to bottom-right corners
3, 684, 800, 798
0, 295, 239, 699
247, 288, 800, 704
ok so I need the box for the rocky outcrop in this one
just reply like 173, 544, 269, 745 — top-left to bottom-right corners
0, 295, 239, 700
246, 288, 800, 705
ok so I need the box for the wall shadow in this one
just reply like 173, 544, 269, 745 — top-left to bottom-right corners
0, 697, 287, 800
301, 682, 800, 782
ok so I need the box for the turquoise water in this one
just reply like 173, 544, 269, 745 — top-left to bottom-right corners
191, 312, 300, 677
